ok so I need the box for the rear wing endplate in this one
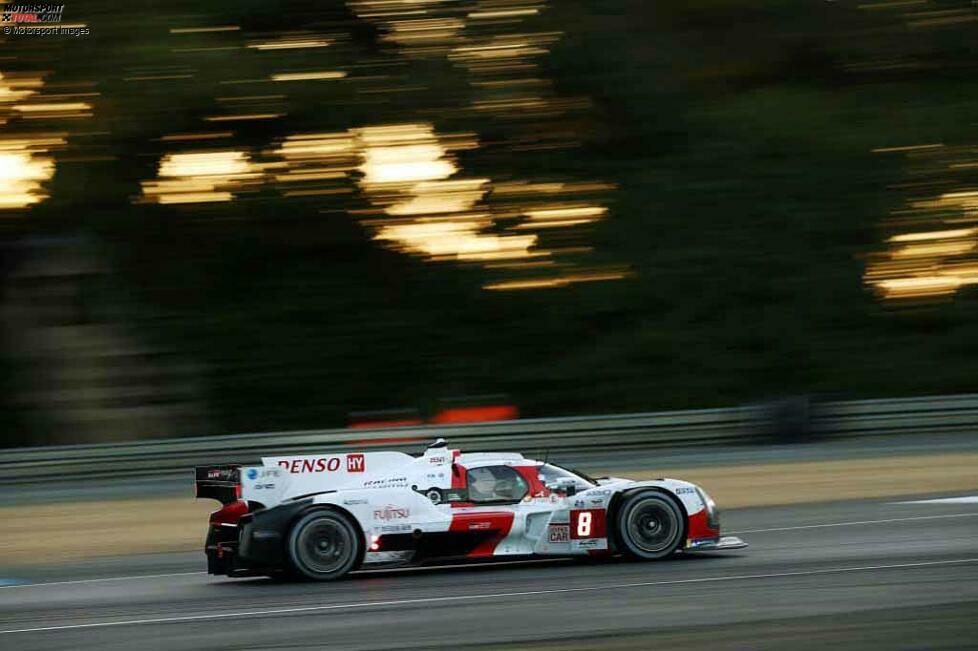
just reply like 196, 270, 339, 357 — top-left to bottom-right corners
194, 465, 241, 504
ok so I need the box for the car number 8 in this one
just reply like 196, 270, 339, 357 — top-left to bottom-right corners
577, 511, 592, 537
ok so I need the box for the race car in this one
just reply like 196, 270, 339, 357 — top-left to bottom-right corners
195, 439, 746, 581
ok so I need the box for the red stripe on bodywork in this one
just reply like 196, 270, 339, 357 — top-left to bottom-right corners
209, 500, 249, 526
686, 508, 719, 541
514, 465, 549, 498
449, 511, 515, 557
451, 463, 467, 490
449, 463, 471, 508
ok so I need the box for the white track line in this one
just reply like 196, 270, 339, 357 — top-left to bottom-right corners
2, 557, 977, 635
356, 558, 570, 574
895, 496, 978, 505
0, 560, 568, 591
0, 572, 205, 590
727, 512, 978, 534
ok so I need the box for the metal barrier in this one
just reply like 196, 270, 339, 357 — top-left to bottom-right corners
2, 394, 977, 485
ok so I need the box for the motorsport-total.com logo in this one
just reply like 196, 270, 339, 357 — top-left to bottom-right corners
2, 3, 63, 22
2, 3, 90, 36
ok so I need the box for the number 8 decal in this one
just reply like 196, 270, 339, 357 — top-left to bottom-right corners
577, 511, 592, 537
570, 509, 606, 539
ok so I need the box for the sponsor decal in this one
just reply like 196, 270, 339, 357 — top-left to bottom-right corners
279, 457, 344, 474
204, 467, 236, 481
253, 483, 275, 490
570, 509, 607, 539
343, 498, 368, 505
363, 477, 408, 488
246, 468, 259, 480
573, 499, 585, 508
688, 538, 718, 548
547, 524, 570, 543
428, 456, 447, 464
346, 454, 365, 472
588, 497, 605, 506
675, 487, 696, 495
574, 538, 601, 549
380, 523, 412, 532
374, 505, 410, 521
468, 521, 493, 530
364, 550, 414, 562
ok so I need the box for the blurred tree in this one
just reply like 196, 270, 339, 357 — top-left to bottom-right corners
2, 0, 978, 444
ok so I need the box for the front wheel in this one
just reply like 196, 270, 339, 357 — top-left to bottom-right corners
615, 491, 684, 560
287, 510, 361, 581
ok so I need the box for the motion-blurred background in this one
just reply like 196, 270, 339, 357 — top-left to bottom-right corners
2, 0, 978, 445
3, 4, 978, 646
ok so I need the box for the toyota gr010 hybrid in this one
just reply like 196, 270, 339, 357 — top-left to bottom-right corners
195, 439, 747, 580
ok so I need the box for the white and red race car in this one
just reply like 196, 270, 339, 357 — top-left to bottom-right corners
195, 439, 746, 580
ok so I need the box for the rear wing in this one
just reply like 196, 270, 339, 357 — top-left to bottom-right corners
194, 465, 241, 504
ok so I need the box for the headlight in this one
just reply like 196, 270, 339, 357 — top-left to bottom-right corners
696, 487, 720, 530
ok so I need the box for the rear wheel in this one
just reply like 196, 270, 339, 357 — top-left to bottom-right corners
287, 510, 361, 581
616, 491, 684, 560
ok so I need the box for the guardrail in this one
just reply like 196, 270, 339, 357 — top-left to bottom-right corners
2, 393, 977, 485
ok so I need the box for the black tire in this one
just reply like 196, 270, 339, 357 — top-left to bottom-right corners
615, 491, 684, 560
287, 510, 362, 581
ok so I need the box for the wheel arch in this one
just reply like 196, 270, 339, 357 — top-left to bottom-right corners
608, 486, 689, 553
289, 502, 367, 570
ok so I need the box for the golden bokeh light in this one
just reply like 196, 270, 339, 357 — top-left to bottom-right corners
385, 179, 488, 216
373, 218, 538, 262
0, 145, 56, 208
353, 123, 462, 191
0, 71, 81, 209
353, 123, 538, 262
347, 1, 467, 55
249, 37, 332, 51
263, 121, 615, 287
0, 72, 43, 116
121, 0, 618, 290
484, 268, 630, 291
139, 150, 264, 204
866, 144, 978, 301
270, 71, 347, 82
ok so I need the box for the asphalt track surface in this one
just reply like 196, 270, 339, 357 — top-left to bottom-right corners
2, 495, 977, 650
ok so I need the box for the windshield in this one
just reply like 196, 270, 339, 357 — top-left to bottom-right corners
536, 463, 596, 491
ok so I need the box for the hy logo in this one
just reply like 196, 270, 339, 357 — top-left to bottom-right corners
247, 468, 258, 480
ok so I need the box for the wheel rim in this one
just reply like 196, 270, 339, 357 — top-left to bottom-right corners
296, 518, 352, 575
626, 498, 679, 554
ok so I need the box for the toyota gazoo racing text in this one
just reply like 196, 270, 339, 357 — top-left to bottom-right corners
195, 439, 747, 581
